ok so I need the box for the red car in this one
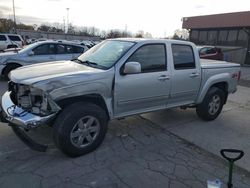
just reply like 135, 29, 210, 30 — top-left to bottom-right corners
198, 46, 224, 61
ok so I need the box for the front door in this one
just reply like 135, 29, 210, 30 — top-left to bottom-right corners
26, 43, 56, 64
168, 44, 201, 107
114, 43, 171, 117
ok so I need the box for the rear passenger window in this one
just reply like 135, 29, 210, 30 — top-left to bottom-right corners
8, 35, 21, 41
172, 44, 195, 70
0, 35, 7, 41
127, 44, 166, 73
65, 45, 74, 53
57, 44, 66, 54
73, 46, 84, 53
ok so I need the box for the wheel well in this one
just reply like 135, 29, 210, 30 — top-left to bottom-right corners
56, 94, 110, 119
2, 63, 22, 75
211, 82, 228, 103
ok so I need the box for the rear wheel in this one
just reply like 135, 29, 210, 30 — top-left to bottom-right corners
53, 102, 108, 157
196, 87, 225, 121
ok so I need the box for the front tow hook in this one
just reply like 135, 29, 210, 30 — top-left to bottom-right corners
11, 124, 48, 152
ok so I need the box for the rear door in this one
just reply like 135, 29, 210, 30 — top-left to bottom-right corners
168, 44, 201, 107
55, 44, 73, 61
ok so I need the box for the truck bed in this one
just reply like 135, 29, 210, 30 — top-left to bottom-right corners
201, 59, 240, 69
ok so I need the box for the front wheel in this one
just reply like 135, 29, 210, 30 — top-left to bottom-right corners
53, 102, 108, 157
196, 87, 225, 121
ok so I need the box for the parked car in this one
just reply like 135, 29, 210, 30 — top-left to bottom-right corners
0, 33, 24, 51
0, 41, 88, 78
26, 38, 37, 44
198, 46, 224, 60
0, 39, 241, 157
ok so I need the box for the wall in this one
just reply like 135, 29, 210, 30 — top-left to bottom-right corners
16, 29, 101, 41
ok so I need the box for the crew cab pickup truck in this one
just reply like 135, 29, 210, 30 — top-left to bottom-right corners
0, 39, 241, 157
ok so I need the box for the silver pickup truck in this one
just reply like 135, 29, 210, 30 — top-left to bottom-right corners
0, 38, 241, 157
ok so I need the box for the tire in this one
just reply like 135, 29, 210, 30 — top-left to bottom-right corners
53, 102, 108, 157
3, 64, 22, 79
196, 87, 225, 121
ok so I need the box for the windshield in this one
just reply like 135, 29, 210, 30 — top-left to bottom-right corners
77, 40, 135, 69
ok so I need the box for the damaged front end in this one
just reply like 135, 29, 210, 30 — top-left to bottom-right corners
1, 81, 60, 129
0, 81, 61, 151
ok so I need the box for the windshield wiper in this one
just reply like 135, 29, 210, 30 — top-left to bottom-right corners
82, 60, 98, 66
72, 58, 107, 69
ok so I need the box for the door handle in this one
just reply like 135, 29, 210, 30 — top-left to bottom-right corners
190, 72, 199, 77
158, 75, 170, 81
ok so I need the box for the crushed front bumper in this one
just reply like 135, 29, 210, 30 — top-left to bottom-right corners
0, 91, 57, 152
0, 91, 56, 130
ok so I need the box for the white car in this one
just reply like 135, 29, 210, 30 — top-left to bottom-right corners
0, 33, 24, 51
0, 40, 88, 78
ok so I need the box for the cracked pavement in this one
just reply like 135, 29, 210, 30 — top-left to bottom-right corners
0, 115, 250, 188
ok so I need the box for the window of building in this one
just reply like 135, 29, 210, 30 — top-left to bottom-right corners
127, 44, 166, 73
237, 30, 248, 47
227, 30, 238, 46
217, 30, 228, 45
172, 44, 195, 70
198, 31, 207, 45
207, 31, 217, 45
190, 30, 199, 44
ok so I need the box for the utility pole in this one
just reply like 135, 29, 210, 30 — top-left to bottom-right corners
12, 0, 17, 33
63, 17, 65, 33
66, 8, 69, 33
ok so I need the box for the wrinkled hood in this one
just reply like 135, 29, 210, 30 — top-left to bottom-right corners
9, 60, 106, 88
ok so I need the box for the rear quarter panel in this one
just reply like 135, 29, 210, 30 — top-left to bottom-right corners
197, 65, 240, 103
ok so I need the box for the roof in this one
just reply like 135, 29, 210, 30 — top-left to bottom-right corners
109, 38, 195, 45
182, 11, 250, 29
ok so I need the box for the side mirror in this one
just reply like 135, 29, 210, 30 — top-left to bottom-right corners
123, 62, 141, 75
28, 51, 34, 56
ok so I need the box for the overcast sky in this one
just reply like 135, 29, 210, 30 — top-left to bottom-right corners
0, 0, 250, 37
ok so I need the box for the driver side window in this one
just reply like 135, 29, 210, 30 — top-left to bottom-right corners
126, 44, 167, 73
33, 44, 56, 55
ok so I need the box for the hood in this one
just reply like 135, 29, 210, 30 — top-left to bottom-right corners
9, 60, 105, 87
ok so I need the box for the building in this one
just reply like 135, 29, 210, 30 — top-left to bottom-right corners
182, 11, 250, 65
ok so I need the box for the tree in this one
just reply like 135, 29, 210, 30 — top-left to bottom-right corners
37, 24, 51, 32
